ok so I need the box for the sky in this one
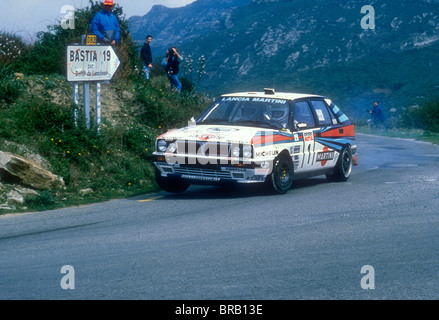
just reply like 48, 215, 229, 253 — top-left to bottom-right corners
0, 0, 196, 41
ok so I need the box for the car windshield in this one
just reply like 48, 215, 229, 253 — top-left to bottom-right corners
197, 96, 290, 130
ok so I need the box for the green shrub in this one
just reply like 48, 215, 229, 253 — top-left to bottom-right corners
401, 99, 439, 133
0, 32, 28, 66
134, 77, 210, 131
0, 64, 24, 103
25, 190, 56, 209
10, 97, 73, 134
122, 123, 156, 159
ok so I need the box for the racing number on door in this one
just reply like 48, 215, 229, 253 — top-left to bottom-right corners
293, 101, 316, 171
302, 130, 315, 169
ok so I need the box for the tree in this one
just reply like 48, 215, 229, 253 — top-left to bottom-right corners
18, 0, 138, 79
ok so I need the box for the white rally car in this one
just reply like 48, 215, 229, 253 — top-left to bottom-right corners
153, 89, 358, 194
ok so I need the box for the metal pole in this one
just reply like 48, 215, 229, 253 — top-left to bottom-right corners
83, 82, 90, 129
95, 82, 101, 133
73, 82, 79, 127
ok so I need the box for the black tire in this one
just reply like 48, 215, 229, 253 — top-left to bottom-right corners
266, 154, 294, 194
155, 169, 190, 193
326, 146, 352, 182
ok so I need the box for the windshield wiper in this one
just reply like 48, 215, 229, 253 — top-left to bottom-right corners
233, 120, 282, 130
199, 120, 231, 125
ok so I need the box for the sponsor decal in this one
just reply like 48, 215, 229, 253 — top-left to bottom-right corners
255, 150, 279, 157
207, 127, 239, 132
221, 97, 287, 104
317, 151, 335, 161
316, 146, 335, 166
223, 167, 246, 172
181, 175, 221, 182
247, 175, 265, 181
186, 133, 225, 140
304, 132, 314, 142
221, 97, 250, 102
198, 134, 216, 141
315, 109, 325, 122
250, 97, 287, 104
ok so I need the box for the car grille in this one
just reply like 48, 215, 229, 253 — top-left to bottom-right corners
176, 141, 232, 157
173, 167, 232, 179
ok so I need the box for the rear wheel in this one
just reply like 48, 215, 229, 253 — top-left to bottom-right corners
326, 146, 352, 182
266, 154, 294, 194
155, 169, 190, 193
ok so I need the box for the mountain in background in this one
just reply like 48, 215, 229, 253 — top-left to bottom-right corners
128, 0, 251, 53
129, 0, 439, 119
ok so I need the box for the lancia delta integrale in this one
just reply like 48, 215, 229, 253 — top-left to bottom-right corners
153, 89, 358, 194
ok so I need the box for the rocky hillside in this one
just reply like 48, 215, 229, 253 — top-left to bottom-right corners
128, 0, 251, 54
129, 0, 439, 118
0, 151, 65, 210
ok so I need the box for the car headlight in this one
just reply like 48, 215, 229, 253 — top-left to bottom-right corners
243, 145, 252, 158
157, 140, 167, 152
232, 146, 240, 157
168, 142, 177, 153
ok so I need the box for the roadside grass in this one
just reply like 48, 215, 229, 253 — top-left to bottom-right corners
0, 72, 210, 214
355, 125, 439, 145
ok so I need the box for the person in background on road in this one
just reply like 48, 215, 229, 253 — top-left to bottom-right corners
91, 0, 120, 46
368, 101, 386, 128
162, 47, 183, 92
140, 35, 153, 80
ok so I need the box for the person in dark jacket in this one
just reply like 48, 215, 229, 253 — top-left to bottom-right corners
140, 35, 153, 79
368, 101, 386, 128
161, 47, 183, 92
91, 0, 120, 46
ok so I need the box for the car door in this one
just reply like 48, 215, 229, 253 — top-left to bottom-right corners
309, 99, 338, 169
292, 100, 316, 172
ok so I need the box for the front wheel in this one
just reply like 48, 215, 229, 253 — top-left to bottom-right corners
155, 169, 190, 193
266, 154, 294, 194
326, 146, 352, 182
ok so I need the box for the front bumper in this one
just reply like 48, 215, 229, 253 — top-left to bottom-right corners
351, 144, 359, 166
153, 153, 270, 184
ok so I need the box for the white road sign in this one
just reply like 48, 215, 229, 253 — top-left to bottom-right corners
66, 45, 120, 82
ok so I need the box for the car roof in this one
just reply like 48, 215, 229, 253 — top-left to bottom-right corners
221, 89, 324, 101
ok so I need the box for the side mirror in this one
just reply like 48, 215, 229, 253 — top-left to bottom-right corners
188, 117, 196, 127
296, 122, 307, 130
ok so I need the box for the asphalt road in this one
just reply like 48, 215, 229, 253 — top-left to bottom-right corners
1, 133, 439, 300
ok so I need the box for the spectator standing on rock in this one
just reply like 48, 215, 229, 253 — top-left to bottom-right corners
91, 0, 120, 46
140, 35, 153, 79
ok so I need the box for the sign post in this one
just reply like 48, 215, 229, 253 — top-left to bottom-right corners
66, 42, 120, 131
83, 81, 90, 128
96, 82, 101, 133
72, 82, 79, 127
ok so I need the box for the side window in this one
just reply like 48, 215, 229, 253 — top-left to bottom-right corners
324, 101, 340, 125
310, 100, 333, 126
293, 101, 315, 129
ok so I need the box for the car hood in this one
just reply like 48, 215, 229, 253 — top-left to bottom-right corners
157, 125, 274, 144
